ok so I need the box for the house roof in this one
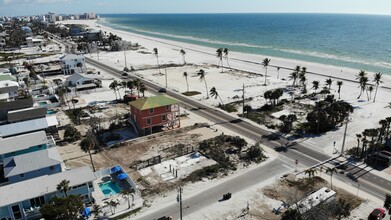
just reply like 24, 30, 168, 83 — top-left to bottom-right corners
3, 147, 63, 178
0, 98, 33, 113
0, 166, 96, 207
0, 74, 16, 82
129, 95, 179, 110
0, 130, 47, 155
0, 115, 58, 138
66, 73, 92, 83
59, 54, 84, 61
7, 107, 47, 123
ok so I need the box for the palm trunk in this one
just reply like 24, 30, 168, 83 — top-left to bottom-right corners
218, 95, 224, 107
373, 84, 379, 102
226, 57, 231, 69
357, 88, 363, 99
204, 80, 209, 99
186, 78, 189, 92
88, 149, 96, 172
264, 67, 268, 85
220, 58, 224, 73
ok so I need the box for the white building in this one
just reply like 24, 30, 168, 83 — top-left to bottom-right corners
26, 37, 45, 47
59, 54, 86, 75
65, 73, 97, 91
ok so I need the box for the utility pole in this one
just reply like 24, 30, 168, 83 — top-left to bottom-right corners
242, 84, 245, 117
341, 115, 350, 156
178, 187, 183, 220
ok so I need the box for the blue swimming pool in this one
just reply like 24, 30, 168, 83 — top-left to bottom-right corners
99, 181, 122, 197
47, 110, 57, 114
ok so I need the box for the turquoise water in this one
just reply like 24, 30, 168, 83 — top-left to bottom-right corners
99, 13, 391, 75
47, 110, 56, 114
99, 181, 122, 197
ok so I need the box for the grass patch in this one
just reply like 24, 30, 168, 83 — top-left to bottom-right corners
219, 103, 237, 113
182, 91, 201, 96
183, 164, 221, 182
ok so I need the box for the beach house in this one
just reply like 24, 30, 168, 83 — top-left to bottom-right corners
60, 54, 86, 75
65, 73, 97, 91
129, 95, 180, 135
0, 75, 19, 102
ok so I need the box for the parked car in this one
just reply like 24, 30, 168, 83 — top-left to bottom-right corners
122, 72, 128, 76
158, 87, 167, 93
368, 208, 386, 220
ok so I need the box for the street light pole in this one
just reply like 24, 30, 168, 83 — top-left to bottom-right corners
124, 51, 127, 68
341, 116, 350, 156
165, 65, 168, 88
178, 187, 183, 220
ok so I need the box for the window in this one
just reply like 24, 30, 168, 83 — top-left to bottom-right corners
88, 182, 93, 188
12, 205, 22, 219
149, 108, 154, 114
49, 166, 54, 170
146, 118, 151, 125
162, 115, 166, 122
166, 105, 171, 110
30, 196, 45, 207
19, 174, 24, 178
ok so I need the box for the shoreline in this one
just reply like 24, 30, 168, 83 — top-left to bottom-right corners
60, 19, 391, 89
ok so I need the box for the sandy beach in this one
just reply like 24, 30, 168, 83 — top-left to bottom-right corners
58, 19, 391, 158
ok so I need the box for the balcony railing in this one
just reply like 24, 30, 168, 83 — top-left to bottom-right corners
46, 136, 56, 148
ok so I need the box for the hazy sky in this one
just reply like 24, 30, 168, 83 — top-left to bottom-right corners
1, 0, 391, 17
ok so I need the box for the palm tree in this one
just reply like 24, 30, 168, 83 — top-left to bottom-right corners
56, 179, 70, 197
127, 80, 134, 95
76, 62, 84, 73
357, 76, 368, 99
262, 58, 271, 85
216, 48, 224, 73
139, 83, 147, 97
356, 134, 362, 157
326, 167, 337, 189
304, 168, 318, 178
373, 72, 383, 102
183, 72, 189, 92
368, 85, 374, 101
180, 49, 186, 64
120, 189, 135, 209
312, 81, 319, 93
80, 130, 97, 172
223, 48, 231, 69
276, 67, 281, 79
153, 48, 161, 74
109, 80, 118, 100
104, 199, 120, 215
210, 87, 224, 106
336, 81, 343, 99
92, 204, 103, 218
356, 70, 367, 99
198, 69, 209, 99
290, 66, 300, 86
325, 78, 333, 90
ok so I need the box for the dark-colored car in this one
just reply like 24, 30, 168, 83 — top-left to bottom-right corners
158, 88, 167, 93
368, 208, 386, 220
122, 72, 128, 76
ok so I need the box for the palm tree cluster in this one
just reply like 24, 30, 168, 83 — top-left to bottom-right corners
279, 114, 297, 133
264, 88, 284, 106
356, 70, 383, 101
216, 48, 230, 73
305, 98, 353, 134
109, 79, 146, 100
350, 116, 391, 160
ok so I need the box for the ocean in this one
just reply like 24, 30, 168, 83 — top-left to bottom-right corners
98, 13, 391, 74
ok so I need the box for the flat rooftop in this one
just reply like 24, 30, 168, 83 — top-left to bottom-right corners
0, 130, 47, 155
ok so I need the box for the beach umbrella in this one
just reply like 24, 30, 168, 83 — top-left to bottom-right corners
111, 166, 121, 173
81, 207, 91, 217
117, 173, 128, 180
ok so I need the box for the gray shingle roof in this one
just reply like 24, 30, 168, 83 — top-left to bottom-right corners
0, 130, 47, 155
7, 107, 47, 123
0, 115, 58, 138
3, 147, 63, 178
0, 166, 96, 207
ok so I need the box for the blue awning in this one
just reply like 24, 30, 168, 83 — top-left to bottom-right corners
111, 166, 121, 173
117, 173, 128, 180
